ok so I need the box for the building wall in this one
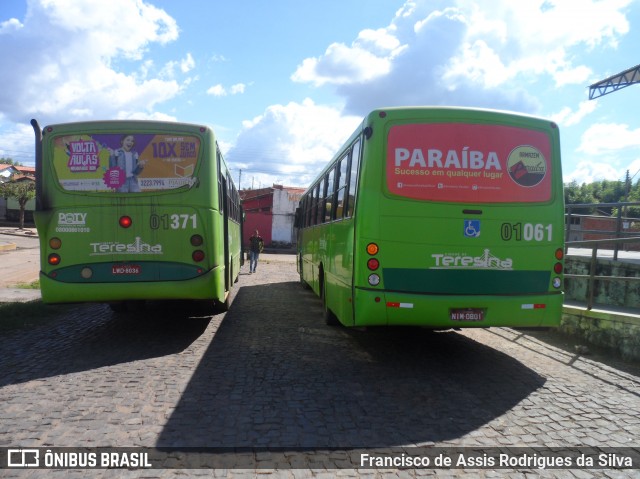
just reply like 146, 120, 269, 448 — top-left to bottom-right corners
271, 188, 302, 244
582, 216, 640, 250
240, 185, 304, 248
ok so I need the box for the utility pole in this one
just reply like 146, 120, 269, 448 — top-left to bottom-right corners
238, 169, 242, 190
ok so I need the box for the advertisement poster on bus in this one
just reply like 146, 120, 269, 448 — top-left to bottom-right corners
386, 123, 552, 203
52, 133, 201, 193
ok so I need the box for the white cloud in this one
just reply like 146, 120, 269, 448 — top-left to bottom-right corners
226, 99, 361, 188
551, 100, 597, 127
180, 53, 195, 73
291, 0, 631, 115
229, 83, 246, 95
564, 161, 622, 184
578, 123, 640, 155
291, 42, 399, 86
207, 83, 247, 97
207, 84, 226, 97
0, 0, 181, 125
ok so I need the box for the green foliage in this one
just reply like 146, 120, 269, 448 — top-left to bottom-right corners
564, 178, 640, 218
0, 157, 22, 166
0, 179, 36, 228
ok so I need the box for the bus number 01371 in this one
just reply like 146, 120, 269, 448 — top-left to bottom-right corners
150, 213, 197, 230
501, 223, 552, 242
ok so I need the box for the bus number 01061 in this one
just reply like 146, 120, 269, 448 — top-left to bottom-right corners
501, 223, 552, 242
150, 213, 197, 230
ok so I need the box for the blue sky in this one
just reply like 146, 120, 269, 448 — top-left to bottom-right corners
1, 0, 640, 189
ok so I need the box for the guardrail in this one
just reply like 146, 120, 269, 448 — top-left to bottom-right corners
564, 236, 640, 310
565, 201, 640, 261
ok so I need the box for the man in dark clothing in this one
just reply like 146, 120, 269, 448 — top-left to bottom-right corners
248, 229, 264, 273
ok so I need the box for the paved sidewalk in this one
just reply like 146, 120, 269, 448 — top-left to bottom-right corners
0, 228, 41, 302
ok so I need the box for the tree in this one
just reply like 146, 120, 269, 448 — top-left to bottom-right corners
0, 179, 36, 229
0, 158, 22, 166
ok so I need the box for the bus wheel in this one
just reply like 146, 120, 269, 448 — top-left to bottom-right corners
299, 255, 310, 289
216, 292, 230, 313
321, 277, 339, 326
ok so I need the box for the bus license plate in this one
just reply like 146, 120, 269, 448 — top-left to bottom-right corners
450, 308, 484, 322
112, 265, 141, 275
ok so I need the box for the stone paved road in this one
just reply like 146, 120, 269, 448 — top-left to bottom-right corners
1, 256, 639, 478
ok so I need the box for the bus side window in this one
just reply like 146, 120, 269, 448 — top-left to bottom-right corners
315, 180, 324, 225
216, 149, 224, 211
345, 139, 361, 218
324, 168, 335, 223
335, 153, 348, 219
304, 194, 312, 227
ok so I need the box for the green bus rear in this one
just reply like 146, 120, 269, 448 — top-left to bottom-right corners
32, 120, 241, 308
297, 107, 564, 328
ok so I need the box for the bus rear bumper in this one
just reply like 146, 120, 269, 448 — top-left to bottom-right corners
354, 288, 563, 328
38, 266, 225, 304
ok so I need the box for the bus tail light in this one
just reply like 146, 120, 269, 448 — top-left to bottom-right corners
119, 216, 132, 228
190, 234, 203, 246
192, 250, 205, 262
366, 243, 380, 285
552, 248, 563, 289
553, 249, 563, 274
49, 237, 62, 249
48, 253, 61, 266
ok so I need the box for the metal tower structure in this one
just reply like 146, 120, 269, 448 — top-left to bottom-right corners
588, 64, 640, 100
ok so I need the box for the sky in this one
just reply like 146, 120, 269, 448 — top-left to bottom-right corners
1, 0, 640, 189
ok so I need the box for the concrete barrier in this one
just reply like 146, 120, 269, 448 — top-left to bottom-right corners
563, 254, 640, 361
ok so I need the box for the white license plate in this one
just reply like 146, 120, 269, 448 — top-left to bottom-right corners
112, 265, 141, 275
450, 308, 484, 322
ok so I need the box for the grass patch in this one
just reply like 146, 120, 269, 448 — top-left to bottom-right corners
0, 301, 72, 331
11, 280, 40, 289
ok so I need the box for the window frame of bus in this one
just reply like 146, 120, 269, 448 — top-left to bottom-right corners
300, 137, 362, 228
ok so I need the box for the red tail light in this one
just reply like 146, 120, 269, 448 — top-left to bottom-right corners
192, 250, 205, 262
48, 253, 61, 266
119, 216, 132, 228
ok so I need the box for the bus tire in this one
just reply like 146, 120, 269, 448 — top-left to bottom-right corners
216, 293, 230, 313
321, 275, 339, 326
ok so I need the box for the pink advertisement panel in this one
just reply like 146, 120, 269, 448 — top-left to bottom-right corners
52, 133, 200, 193
386, 123, 552, 203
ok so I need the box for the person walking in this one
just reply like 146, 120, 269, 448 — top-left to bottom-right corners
248, 229, 264, 274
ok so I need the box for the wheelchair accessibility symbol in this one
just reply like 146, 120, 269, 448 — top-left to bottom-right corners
464, 220, 481, 238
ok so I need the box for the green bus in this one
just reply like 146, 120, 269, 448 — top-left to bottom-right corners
31, 119, 242, 311
296, 107, 564, 328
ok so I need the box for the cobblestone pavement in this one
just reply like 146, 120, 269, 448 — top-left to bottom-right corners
1, 256, 639, 478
